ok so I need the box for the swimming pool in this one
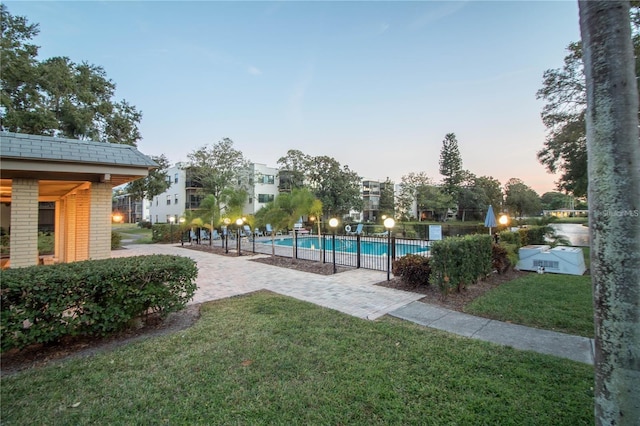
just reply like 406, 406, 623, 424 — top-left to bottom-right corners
270, 236, 429, 256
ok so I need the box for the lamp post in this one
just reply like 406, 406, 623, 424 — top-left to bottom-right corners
223, 218, 231, 253
384, 217, 395, 281
329, 218, 338, 274
169, 216, 175, 244
179, 217, 186, 246
236, 218, 244, 256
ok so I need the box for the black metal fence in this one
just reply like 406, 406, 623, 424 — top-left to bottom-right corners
249, 233, 431, 272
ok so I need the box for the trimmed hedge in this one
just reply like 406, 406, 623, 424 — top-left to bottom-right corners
392, 254, 431, 287
498, 226, 549, 248
1, 255, 198, 351
429, 234, 492, 294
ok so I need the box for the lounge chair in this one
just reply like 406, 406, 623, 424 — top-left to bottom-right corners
346, 223, 364, 236
200, 229, 210, 241
254, 228, 264, 237
243, 225, 253, 240
266, 224, 283, 236
212, 229, 221, 240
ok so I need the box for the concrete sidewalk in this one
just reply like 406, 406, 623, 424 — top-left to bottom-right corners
113, 243, 594, 365
389, 302, 594, 365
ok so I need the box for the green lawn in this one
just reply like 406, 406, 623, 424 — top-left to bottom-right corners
2, 292, 594, 425
112, 223, 153, 244
466, 273, 594, 337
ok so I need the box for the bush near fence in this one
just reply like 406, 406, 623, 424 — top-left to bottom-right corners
392, 254, 431, 287
429, 234, 492, 294
151, 223, 184, 243
1, 255, 198, 351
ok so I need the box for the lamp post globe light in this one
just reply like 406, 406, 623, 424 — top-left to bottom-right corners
236, 218, 244, 256
499, 214, 509, 226
384, 217, 395, 281
169, 216, 176, 244
329, 218, 339, 274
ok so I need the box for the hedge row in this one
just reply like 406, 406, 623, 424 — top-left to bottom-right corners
1, 255, 198, 351
429, 234, 492, 294
498, 226, 549, 248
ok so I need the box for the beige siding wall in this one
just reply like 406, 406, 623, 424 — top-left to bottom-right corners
89, 183, 112, 259
9, 179, 39, 268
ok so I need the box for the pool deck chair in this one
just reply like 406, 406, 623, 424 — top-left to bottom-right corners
266, 224, 282, 236
212, 229, 221, 240
347, 223, 364, 236
243, 225, 253, 240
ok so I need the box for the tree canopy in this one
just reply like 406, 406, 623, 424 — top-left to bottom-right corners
187, 138, 250, 210
504, 178, 541, 218
536, 5, 640, 197
0, 5, 143, 145
125, 154, 171, 201
277, 150, 362, 219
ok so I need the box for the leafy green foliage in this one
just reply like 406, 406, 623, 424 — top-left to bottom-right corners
429, 234, 492, 294
1, 255, 198, 351
125, 154, 170, 201
498, 226, 551, 249
491, 243, 513, 274
504, 178, 542, 218
1, 6, 142, 144
151, 223, 182, 243
277, 150, 362, 218
111, 231, 122, 249
392, 254, 431, 286
439, 132, 463, 196
37, 232, 54, 255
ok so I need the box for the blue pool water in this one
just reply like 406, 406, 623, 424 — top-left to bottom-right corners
271, 237, 429, 256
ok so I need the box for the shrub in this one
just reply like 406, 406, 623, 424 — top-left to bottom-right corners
1, 254, 198, 351
138, 220, 153, 229
392, 254, 431, 286
491, 243, 513, 274
37, 232, 55, 255
429, 234, 492, 294
111, 231, 122, 249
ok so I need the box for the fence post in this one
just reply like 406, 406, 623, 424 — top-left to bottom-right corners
391, 236, 396, 260
356, 235, 361, 269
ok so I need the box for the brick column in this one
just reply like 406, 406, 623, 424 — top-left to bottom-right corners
89, 182, 112, 260
10, 178, 39, 268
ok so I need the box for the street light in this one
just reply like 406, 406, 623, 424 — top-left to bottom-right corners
384, 217, 396, 281
179, 217, 186, 246
223, 218, 231, 253
236, 218, 244, 256
169, 216, 175, 244
499, 214, 509, 226
329, 218, 338, 274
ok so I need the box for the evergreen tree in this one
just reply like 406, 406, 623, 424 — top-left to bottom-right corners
438, 133, 463, 197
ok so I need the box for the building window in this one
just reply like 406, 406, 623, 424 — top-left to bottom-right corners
155, 197, 158, 206
262, 175, 275, 184
166, 195, 171, 205
258, 194, 275, 203
174, 173, 179, 184
174, 194, 179, 204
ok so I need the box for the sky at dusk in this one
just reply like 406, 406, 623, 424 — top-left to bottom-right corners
6, 1, 582, 195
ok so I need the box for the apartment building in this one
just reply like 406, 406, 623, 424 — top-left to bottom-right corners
147, 163, 279, 223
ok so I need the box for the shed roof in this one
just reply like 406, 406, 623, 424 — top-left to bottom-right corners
0, 132, 157, 168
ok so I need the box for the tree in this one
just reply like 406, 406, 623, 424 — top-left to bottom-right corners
540, 191, 572, 210
474, 176, 504, 211
503, 178, 542, 218
276, 149, 310, 192
0, 5, 142, 145
125, 154, 171, 202
397, 172, 432, 220
439, 133, 464, 197
579, 1, 640, 423
378, 178, 395, 221
537, 4, 640, 197
186, 138, 250, 218
305, 156, 362, 219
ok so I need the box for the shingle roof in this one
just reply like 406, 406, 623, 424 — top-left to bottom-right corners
0, 132, 157, 168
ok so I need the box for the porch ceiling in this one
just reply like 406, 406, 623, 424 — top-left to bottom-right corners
0, 179, 107, 203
